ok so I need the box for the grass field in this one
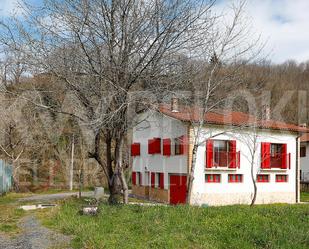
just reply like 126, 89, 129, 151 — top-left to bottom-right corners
42, 198, 309, 249
300, 192, 309, 202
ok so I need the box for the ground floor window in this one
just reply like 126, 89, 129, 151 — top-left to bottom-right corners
276, 174, 288, 182
257, 174, 269, 183
136, 172, 142, 185
228, 174, 243, 183
205, 174, 221, 183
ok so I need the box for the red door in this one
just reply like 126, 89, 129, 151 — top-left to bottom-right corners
169, 175, 187, 205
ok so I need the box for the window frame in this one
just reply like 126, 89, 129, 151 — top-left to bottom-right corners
300, 146, 306, 157
205, 174, 221, 183
228, 174, 243, 183
276, 174, 288, 183
256, 174, 270, 183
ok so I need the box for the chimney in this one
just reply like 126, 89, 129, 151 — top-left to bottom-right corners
171, 97, 179, 113
262, 105, 271, 120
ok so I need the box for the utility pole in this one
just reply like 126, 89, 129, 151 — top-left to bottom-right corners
69, 134, 74, 191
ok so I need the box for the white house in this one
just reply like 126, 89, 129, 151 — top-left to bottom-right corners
130, 103, 308, 206
300, 134, 309, 182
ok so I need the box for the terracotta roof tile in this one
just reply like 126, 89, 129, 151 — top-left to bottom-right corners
158, 104, 309, 133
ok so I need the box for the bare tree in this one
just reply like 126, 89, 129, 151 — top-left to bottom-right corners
0, 0, 264, 203
183, 1, 264, 203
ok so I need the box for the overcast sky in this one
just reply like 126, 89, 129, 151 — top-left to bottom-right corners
1, 0, 309, 64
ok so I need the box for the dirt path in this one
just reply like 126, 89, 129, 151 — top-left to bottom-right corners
0, 215, 71, 249
0, 191, 96, 249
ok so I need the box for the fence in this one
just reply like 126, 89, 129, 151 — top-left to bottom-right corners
0, 160, 12, 194
301, 181, 309, 192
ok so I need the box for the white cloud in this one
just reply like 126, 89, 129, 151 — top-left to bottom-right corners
213, 0, 309, 64
245, 0, 309, 63
0, 0, 24, 17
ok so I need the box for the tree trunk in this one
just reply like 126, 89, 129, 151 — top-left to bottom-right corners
186, 143, 198, 204
116, 138, 129, 204
69, 134, 74, 191
250, 161, 257, 206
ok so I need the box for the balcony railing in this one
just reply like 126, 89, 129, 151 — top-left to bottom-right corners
213, 151, 239, 168
262, 153, 290, 169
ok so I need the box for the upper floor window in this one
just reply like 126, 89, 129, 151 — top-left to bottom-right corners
261, 142, 290, 169
206, 139, 239, 169
300, 146, 306, 157
174, 135, 186, 155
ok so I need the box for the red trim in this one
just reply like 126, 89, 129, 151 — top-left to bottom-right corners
261, 142, 271, 169
206, 140, 214, 168
131, 143, 140, 156
163, 138, 171, 156
205, 174, 221, 183
257, 174, 269, 183
151, 172, 155, 188
281, 144, 287, 169
276, 174, 288, 182
229, 140, 237, 168
228, 174, 243, 183
148, 138, 161, 154
159, 173, 164, 189
132, 172, 136, 185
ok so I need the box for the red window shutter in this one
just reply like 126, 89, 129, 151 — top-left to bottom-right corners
229, 140, 237, 168
281, 144, 287, 169
206, 140, 214, 168
131, 143, 140, 156
178, 135, 186, 155
163, 138, 171, 156
151, 172, 155, 188
148, 139, 153, 154
261, 142, 271, 169
159, 173, 164, 189
237, 151, 240, 168
132, 172, 136, 185
154, 138, 161, 154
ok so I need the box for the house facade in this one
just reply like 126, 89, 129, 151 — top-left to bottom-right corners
131, 104, 307, 206
300, 134, 309, 182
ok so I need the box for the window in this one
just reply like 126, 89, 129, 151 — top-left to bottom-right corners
175, 136, 186, 155
257, 174, 269, 183
228, 174, 243, 183
276, 174, 288, 182
213, 140, 229, 167
261, 143, 289, 169
300, 146, 306, 157
136, 172, 142, 185
205, 174, 221, 183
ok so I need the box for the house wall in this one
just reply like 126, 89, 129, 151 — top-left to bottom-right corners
132, 112, 188, 192
191, 126, 297, 206
300, 142, 309, 182
132, 112, 298, 206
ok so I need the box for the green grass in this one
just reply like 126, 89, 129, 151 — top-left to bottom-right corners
0, 193, 29, 235
300, 192, 309, 202
42, 198, 309, 249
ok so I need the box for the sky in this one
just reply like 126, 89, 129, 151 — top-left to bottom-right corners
1, 0, 309, 64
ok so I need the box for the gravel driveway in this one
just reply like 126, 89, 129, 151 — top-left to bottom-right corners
0, 191, 96, 249
0, 216, 71, 249
18, 191, 94, 202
